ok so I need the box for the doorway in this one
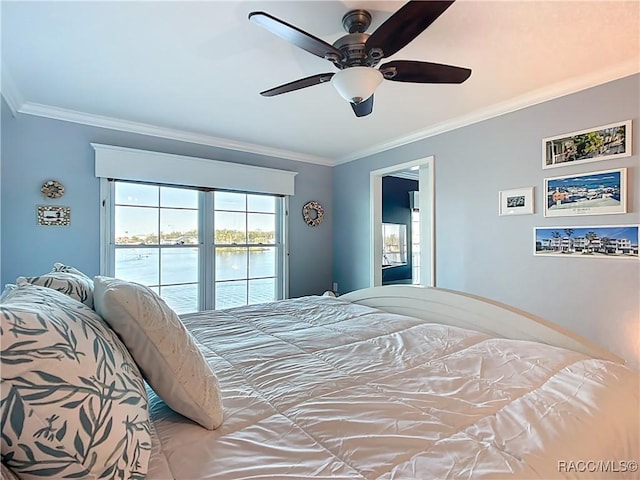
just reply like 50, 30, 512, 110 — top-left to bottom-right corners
370, 156, 434, 287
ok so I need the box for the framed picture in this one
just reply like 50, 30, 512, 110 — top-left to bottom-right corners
37, 205, 70, 226
544, 168, 627, 217
534, 225, 638, 259
499, 187, 534, 216
542, 119, 632, 169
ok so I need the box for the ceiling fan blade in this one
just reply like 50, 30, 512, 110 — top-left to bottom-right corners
260, 73, 335, 97
380, 60, 471, 84
366, 1, 455, 59
249, 11, 343, 63
351, 95, 374, 117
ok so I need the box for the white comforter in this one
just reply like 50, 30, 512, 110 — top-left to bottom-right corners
147, 296, 639, 479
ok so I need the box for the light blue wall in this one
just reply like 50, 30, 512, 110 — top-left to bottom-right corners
3, 75, 639, 365
0, 98, 333, 298
333, 74, 640, 367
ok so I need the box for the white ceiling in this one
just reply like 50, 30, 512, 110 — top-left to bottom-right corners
2, 1, 638, 166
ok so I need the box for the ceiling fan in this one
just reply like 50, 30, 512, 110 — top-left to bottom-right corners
249, 1, 471, 118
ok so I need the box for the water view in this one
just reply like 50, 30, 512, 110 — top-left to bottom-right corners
112, 186, 282, 314
546, 170, 622, 210
115, 248, 277, 314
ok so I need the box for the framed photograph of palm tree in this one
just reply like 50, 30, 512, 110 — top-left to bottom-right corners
542, 120, 632, 169
534, 225, 638, 259
544, 168, 627, 217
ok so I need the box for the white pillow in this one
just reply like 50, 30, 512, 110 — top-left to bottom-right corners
0, 283, 150, 479
93, 276, 224, 430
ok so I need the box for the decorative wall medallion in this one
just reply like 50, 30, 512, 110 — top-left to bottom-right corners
37, 205, 71, 226
41, 180, 65, 199
302, 201, 324, 227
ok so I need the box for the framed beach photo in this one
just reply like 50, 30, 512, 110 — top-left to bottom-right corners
542, 120, 632, 169
534, 225, 638, 259
499, 187, 534, 216
544, 168, 627, 217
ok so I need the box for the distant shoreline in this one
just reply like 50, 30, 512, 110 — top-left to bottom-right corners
548, 197, 620, 210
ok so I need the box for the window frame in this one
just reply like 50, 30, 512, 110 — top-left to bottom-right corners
100, 179, 289, 312
211, 191, 286, 309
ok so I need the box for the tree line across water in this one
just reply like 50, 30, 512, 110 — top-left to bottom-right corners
116, 228, 275, 245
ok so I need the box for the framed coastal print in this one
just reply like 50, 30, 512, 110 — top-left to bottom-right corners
542, 120, 632, 169
534, 225, 638, 259
544, 168, 627, 217
499, 187, 534, 216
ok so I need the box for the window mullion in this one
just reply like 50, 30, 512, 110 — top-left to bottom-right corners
279, 197, 288, 299
99, 179, 115, 276
156, 187, 162, 296
201, 192, 214, 310
245, 195, 250, 303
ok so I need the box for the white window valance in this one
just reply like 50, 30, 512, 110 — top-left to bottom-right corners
92, 143, 297, 195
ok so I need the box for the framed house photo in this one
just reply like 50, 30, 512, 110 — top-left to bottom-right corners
499, 187, 534, 216
542, 119, 632, 169
544, 168, 627, 217
534, 225, 638, 259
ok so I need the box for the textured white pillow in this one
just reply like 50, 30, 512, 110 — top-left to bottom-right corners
93, 276, 224, 430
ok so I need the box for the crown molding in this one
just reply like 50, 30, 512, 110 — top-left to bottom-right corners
0, 64, 24, 117
5, 60, 637, 167
16, 102, 335, 166
336, 60, 640, 164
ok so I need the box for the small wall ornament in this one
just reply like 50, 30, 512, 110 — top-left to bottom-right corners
41, 180, 65, 199
302, 201, 324, 227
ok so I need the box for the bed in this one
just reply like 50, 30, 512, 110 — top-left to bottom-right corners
144, 286, 638, 479
2, 279, 638, 480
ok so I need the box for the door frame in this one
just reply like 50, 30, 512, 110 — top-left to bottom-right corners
370, 156, 435, 287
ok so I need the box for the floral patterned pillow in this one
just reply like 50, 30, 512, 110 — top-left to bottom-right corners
0, 283, 151, 479
16, 263, 94, 308
1, 462, 20, 480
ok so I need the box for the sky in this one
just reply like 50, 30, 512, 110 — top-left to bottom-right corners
546, 171, 620, 191
114, 183, 276, 237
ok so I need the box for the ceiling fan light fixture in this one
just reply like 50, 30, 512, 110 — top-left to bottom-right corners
331, 67, 383, 104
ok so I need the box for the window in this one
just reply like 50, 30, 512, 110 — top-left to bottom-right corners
411, 210, 420, 284
382, 223, 407, 266
102, 180, 287, 314
213, 191, 280, 309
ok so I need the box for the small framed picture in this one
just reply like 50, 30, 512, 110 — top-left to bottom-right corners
542, 120, 632, 169
37, 205, 70, 226
499, 187, 534, 216
544, 168, 627, 217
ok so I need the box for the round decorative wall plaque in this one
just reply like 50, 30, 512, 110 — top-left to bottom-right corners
41, 180, 65, 199
302, 201, 324, 227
